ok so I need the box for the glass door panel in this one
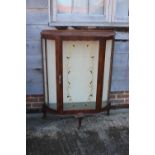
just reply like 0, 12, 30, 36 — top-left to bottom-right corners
63, 41, 99, 110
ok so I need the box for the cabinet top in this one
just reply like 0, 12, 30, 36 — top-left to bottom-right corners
41, 30, 115, 40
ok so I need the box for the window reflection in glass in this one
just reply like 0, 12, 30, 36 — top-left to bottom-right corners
57, 0, 72, 13
89, 0, 104, 15
57, 0, 105, 15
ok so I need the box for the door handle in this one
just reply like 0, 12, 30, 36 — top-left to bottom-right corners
59, 75, 62, 84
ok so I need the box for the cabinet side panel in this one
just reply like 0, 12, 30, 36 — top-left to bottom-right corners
47, 40, 57, 109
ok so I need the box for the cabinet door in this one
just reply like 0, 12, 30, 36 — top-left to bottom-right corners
62, 41, 99, 110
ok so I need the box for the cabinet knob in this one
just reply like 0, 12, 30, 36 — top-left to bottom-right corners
59, 75, 61, 84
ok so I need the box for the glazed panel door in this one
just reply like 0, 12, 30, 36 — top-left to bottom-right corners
62, 40, 105, 111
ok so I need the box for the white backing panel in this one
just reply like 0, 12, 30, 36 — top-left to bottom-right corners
63, 41, 99, 110
102, 40, 112, 107
46, 40, 57, 109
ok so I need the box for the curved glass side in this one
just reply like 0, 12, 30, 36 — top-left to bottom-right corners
102, 40, 112, 108
43, 39, 57, 110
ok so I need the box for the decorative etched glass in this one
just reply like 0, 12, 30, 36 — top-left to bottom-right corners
63, 41, 99, 110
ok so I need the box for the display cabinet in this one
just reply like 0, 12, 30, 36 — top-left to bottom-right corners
41, 30, 115, 115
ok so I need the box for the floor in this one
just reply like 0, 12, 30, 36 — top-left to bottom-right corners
27, 109, 129, 155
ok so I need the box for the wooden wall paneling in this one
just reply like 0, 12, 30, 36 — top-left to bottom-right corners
112, 0, 129, 22
26, 69, 43, 82
26, 25, 50, 41
111, 79, 129, 91
26, 41, 42, 56
26, 55, 42, 69
112, 53, 129, 67
111, 40, 129, 91
115, 32, 129, 40
26, 9, 48, 25
26, 68, 43, 94
113, 53, 129, 68
26, 0, 48, 9
114, 41, 129, 53
26, 81, 43, 94
112, 67, 129, 81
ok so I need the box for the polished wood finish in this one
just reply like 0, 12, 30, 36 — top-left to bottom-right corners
41, 30, 115, 115
41, 30, 115, 39
96, 40, 106, 111
56, 38, 63, 113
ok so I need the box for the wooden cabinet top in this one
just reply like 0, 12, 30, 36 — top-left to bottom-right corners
41, 30, 115, 40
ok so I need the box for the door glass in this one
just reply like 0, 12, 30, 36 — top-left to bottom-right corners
63, 41, 99, 110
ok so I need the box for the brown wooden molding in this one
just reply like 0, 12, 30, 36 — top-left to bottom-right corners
41, 30, 115, 40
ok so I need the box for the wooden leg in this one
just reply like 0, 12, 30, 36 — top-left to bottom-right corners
78, 117, 83, 129
75, 113, 84, 129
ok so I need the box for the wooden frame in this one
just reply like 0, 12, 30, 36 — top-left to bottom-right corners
41, 30, 115, 115
48, 0, 129, 27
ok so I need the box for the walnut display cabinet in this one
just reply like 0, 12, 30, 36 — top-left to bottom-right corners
41, 30, 115, 115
